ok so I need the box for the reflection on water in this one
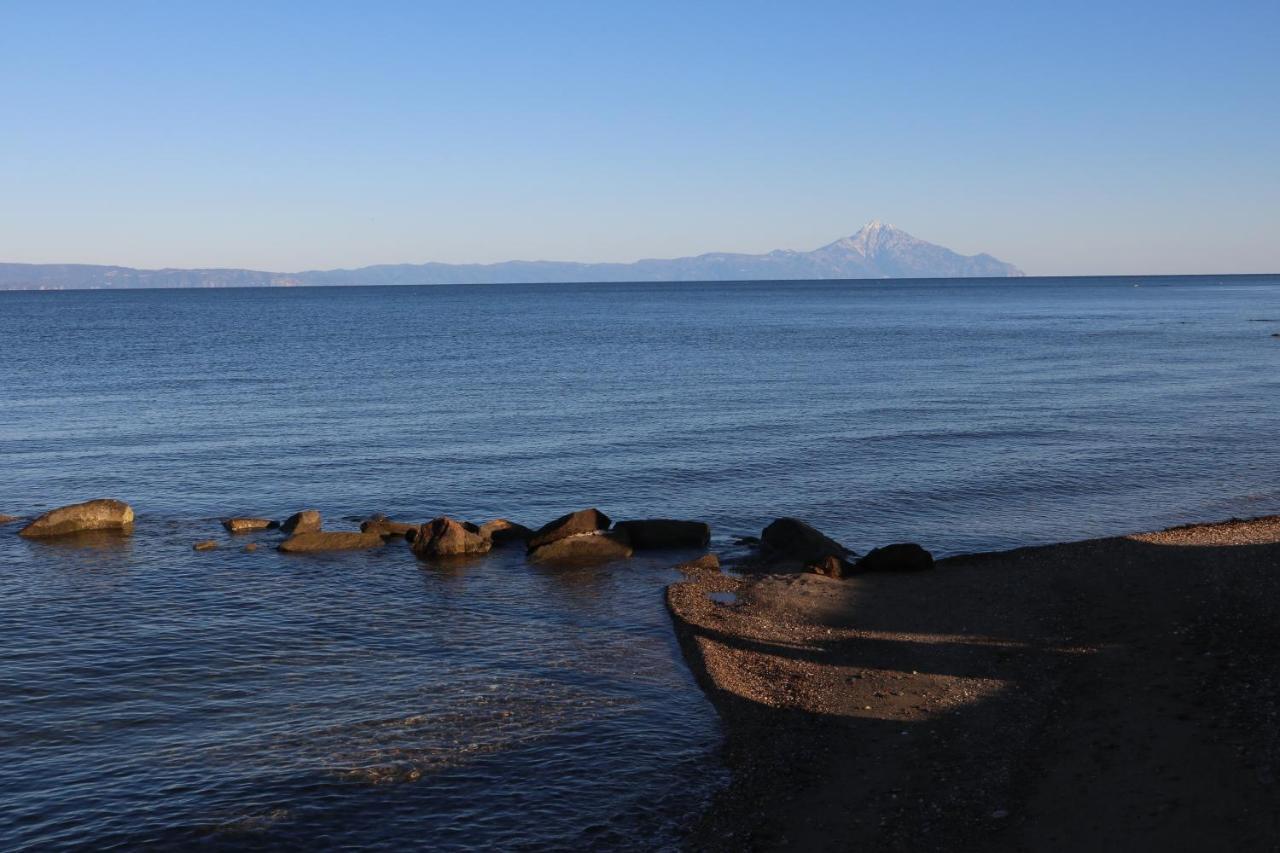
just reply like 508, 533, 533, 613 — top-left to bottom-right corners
0, 527, 724, 849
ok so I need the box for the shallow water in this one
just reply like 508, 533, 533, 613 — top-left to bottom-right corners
2, 275, 1279, 847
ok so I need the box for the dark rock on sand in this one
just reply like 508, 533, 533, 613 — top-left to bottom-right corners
19, 499, 134, 538
528, 530, 634, 564
411, 516, 492, 558
527, 508, 612, 551
858, 543, 934, 572
193, 540, 218, 551
808, 554, 857, 578
614, 519, 711, 549
222, 517, 278, 533
760, 517, 852, 565
281, 510, 322, 535
479, 518, 534, 546
360, 515, 418, 539
278, 531, 385, 553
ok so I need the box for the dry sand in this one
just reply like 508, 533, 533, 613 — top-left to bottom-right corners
668, 517, 1280, 851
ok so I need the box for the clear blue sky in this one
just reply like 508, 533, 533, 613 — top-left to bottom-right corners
2, 1, 1277, 275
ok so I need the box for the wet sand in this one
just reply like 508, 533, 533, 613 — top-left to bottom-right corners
668, 517, 1280, 851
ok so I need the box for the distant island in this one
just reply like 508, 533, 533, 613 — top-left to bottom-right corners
0, 221, 1023, 290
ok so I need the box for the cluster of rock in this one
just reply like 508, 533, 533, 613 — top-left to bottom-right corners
6, 499, 934, 577
757, 516, 934, 576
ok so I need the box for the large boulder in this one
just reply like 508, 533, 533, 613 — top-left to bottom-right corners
858, 543, 934, 573
411, 516, 492, 558
613, 519, 710, 550
281, 510, 322, 535
527, 508, 611, 552
529, 530, 633, 565
760, 517, 851, 565
222, 517, 278, 533
360, 515, 418, 540
478, 518, 533, 547
19, 499, 134, 538
278, 531, 385, 553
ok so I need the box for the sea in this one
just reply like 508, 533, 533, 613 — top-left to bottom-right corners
2, 275, 1278, 848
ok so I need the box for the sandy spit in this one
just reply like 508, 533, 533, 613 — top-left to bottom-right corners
668, 517, 1280, 851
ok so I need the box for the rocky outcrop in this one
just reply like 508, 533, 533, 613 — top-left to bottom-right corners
527, 508, 612, 552
760, 517, 852, 566
858, 543, 934, 572
281, 510, 322, 535
222, 517, 278, 533
360, 515, 418, 540
478, 518, 533, 546
193, 540, 218, 551
278, 531, 385, 552
614, 519, 711, 549
528, 530, 633, 564
411, 516, 492, 558
18, 499, 134, 538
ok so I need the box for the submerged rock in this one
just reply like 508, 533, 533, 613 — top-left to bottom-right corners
360, 515, 418, 540
193, 540, 219, 551
858, 543, 934, 572
478, 518, 533, 546
411, 516, 492, 558
19, 499, 134, 538
760, 517, 851, 565
0, 514, 22, 524
222, 517, 278, 533
278, 531, 385, 553
527, 508, 612, 552
529, 530, 634, 565
244, 543, 259, 552
614, 519, 710, 549
281, 510, 322, 535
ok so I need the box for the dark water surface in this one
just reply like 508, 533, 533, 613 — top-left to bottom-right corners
2, 276, 1279, 848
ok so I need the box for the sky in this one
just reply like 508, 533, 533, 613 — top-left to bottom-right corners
1, 0, 1277, 276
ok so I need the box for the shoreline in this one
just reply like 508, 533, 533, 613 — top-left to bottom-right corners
668, 516, 1280, 850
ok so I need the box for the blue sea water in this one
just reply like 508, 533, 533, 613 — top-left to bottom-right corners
1, 275, 1279, 848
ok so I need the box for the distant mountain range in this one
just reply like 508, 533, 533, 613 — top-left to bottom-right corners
0, 221, 1023, 290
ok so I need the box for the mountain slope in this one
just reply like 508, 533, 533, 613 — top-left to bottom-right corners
0, 222, 1022, 290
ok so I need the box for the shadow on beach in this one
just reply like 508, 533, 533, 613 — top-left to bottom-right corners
668, 518, 1280, 851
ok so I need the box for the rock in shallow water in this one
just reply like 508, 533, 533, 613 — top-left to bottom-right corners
478, 518, 533, 546
278, 531, 385, 552
19, 499, 134, 538
858, 543, 934, 572
528, 530, 634, 565
360, 515, 418, 539
281, 510, 322, 535
760, 517, 852, 565
193, 540, 219, 551
222, 517, 278, 533
614, 519, 711, 549
527, 508, 612, 552
411, 516, 492, 558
